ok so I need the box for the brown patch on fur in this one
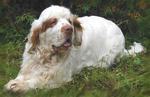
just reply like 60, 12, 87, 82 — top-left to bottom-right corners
72, 16, 83, 46
73, 17, 83, 32
30, 18, 57, 51
42, 17, 57, 31
30, 27, 42, 50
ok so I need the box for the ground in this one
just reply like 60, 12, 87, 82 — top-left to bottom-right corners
0, 42, 149, 97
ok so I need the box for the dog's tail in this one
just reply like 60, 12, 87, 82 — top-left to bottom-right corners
123, 42, 145, 56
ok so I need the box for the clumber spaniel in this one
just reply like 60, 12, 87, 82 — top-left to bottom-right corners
5, 5, 144, 92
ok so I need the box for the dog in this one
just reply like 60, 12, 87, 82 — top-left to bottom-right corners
5, 5, 144, 92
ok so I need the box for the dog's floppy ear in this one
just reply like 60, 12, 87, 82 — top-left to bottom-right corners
72, 16, 83, 46
30, 27, 41, 50
28, 20, 42, 53
28, 26, 42, 53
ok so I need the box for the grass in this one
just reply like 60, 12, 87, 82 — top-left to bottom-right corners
0, 42, 150, 97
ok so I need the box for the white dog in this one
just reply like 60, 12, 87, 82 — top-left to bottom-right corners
5, 5, 144, 92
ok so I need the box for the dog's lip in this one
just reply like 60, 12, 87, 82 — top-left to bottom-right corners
52, 38, 72, 49
63, 38, 72, 47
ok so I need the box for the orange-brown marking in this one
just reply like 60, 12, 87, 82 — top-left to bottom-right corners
42, 17, 57, 31
30, 17, 57, 50
72, 16, 83, 46
73, 17, 83, 32
31, 27, 42, 50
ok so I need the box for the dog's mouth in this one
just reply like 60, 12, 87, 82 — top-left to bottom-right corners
52, 38, 72, 52
62, 38, 72, 48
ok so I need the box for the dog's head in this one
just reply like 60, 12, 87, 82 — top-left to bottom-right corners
28, 5, 83, 53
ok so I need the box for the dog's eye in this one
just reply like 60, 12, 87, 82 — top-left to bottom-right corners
42, 17, 58, 31
50, 18, 57, 26
68, 19, 72, 24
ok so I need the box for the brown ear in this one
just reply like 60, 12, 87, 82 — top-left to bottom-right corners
72, 17, 83, 46
73, 17, 83, 32
30, 26, 42, 52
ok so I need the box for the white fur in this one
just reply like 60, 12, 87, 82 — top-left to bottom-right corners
5, 5, 144, 92
124, 42, 144, 56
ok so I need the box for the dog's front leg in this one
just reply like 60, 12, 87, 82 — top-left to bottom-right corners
5, 75, 42, 93
4, 71, 54, 93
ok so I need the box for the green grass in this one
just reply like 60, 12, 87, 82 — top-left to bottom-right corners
0, 42, 150, 97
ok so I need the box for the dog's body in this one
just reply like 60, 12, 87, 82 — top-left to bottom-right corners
5, 5, 144, 92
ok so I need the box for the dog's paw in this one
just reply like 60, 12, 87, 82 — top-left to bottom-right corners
4, 80, 28, 93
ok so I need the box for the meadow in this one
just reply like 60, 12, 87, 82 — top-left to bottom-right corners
0, 41, 149, 97
0, 0, 150, 97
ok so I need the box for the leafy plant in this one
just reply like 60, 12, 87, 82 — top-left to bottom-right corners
16, 13, 36, 27
0, 13, 35, 43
